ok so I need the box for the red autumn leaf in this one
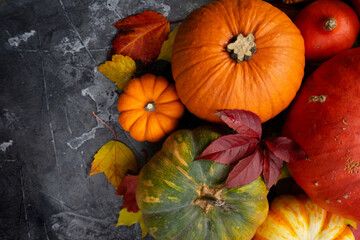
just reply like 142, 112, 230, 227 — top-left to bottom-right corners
195, 134, 258, 165
216, 109, 262, 139
263, 137, 307, 163
263, 149, 284, 189
222, 146, 264, 188
350, 225, 360, 240
116, 175, 139, 213
112, 11, 170, 65
196, 109, 307, 190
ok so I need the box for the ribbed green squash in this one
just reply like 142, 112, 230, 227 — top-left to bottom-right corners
136, 127, 269, 240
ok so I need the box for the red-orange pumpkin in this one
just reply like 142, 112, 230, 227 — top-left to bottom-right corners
294, 0, 359, 62
282, 47, 360, 222
117, 74, 184, 142
172, 0, 305, 123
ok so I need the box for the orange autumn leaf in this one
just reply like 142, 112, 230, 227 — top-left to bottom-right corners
112, 11, 170, 65
89, 140, 137, 189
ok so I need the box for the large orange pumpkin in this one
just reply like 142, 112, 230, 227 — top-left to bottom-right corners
117, 74, 185, 142
172, 0, 305, 123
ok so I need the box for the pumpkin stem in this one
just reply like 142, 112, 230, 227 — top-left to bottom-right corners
144, 101, 156, 112
193, 185, 237, 213
324, 18, 337, 31
226, 33, 256, 63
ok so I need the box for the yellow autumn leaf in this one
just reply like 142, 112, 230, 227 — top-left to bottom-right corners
116, 208, 148, 238
156, 26, 179, 62
98, 54, 136, 90
89, 140, 137, 188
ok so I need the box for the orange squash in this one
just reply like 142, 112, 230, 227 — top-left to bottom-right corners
172, 0, 305, 123
117, 74, 185, 142
254, 195, 355, 240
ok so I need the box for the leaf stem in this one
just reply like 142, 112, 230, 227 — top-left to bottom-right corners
169, 19, 184, 24
92, 112, 117, 140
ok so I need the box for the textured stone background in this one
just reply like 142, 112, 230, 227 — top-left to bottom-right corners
0, 0, 213, 239
5, 0, 348, 239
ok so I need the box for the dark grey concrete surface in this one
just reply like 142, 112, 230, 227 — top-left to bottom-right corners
0, 0, 213, 239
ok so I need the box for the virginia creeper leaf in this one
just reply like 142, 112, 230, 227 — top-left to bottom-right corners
89, 140, 137, 189
216, 109, 262, 139
97, 54, 136, 90
116, 175, 139, 213
196, 109, 307, 190
222, 146, 264, 188
112, 11, 170, 65
264, 137, 307, 163
156, 26, 179, 62
116, 208, 148, 238
195, 134, 258, 165
263, 149, 284, 189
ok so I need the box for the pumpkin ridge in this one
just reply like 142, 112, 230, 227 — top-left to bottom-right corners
216, 0, 239, 36
129, 111, 148, 140
156, 99, 184, 107
214, 206, 231, 240
203, 216, 209, 240
188, 59, 235, 105
174, 53, 228, 86
222, 190, 267, 202
248, 60, 275, 118
258, 10, 287, 37
139, 77, 153, 103
147, 113, 166, 141
144, 112, 152, 140
117, 94, 144, 111
152, 155, 197, 192
172, 43, 225, 54
176, 55, 230, 105
241, 61, 249, 110
220, 61, 238, 111
170, 209, 201, 240
151, 113, 167, 136
152, 111, 177, 123
217, 202, 253, 237
256, 31, 301, 49
279, 196, 310, 238
142, 203, 190, 215
269, 206, 299, 237
318, 213, 345, 239
156, 87, 180, 104
125, 81, 147, 103
199, 3, 233, 36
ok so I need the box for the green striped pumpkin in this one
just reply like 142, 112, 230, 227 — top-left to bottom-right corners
136, 127, 269, 240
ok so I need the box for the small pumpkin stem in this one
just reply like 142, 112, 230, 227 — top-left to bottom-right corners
324, 18, 337, 31
226, 33, 256, 63
144, 101, 156, 112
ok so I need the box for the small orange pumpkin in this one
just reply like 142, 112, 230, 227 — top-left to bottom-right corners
253, 194, 355, 240
117, 74, 185, 142
172, 0, 305, 123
